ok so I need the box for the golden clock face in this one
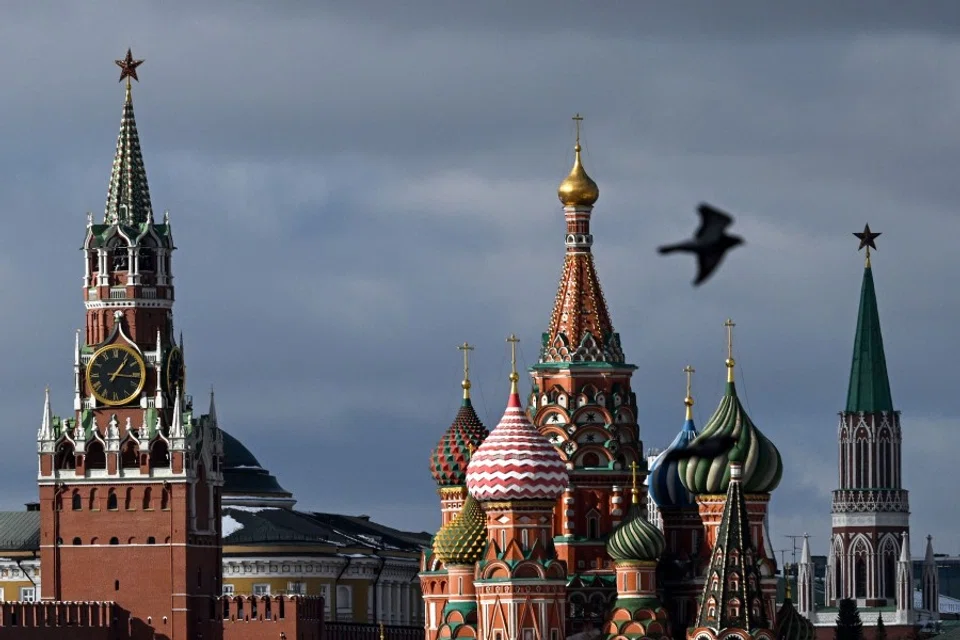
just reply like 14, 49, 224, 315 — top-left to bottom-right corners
165, 346, 185, 394
86, 343, 146, 406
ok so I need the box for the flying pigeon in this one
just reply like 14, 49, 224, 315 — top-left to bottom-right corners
658, 203, 745, 286
659, 433, 739, 465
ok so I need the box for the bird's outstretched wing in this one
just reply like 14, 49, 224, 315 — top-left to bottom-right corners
695, 202, 734, 240
694, 249, 727, 286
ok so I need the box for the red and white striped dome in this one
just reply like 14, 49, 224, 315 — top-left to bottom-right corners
466, 391, 568, 502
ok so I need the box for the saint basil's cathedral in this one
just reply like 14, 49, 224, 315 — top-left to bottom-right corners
419, 121, 942, 639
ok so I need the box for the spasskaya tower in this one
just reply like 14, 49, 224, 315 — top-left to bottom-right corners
35, 50, 224, 640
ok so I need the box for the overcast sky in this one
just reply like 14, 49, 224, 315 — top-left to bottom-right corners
1, 2, 958, 559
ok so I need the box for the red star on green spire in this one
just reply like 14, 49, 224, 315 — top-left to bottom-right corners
115, 48, 144, 83
853, 223, 881, 252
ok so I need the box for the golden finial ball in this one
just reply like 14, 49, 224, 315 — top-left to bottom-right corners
725, 358, 736, 368
509, 372, 520, 383
684, 396, 694, 407
462, 379, 471, 390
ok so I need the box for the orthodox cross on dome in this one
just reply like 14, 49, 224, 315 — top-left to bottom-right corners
683, 364, 696, 419
466, 441, 475, 460
724, 318, 736, 383
458, 341, 475, 400
506, 334, 520, 392
853, 223, 881, 268
115, 48, 144, 100
572, 113, 584, 146
629, 460, 639, 504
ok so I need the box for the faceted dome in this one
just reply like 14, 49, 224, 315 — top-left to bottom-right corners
430, 398, 489, 487
432, 494, 487, 565
606, 496, 666, 563
466, 391, 568, 502
649, 418, 699, 509
679, 381, 782, 495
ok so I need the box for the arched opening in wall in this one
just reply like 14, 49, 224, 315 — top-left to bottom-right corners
854, 552, 867, 599
110, 243, 129, 272
86, 441, 106, 470
110, 537, 119, 545
580, 452, 601, 468
879, 436, 891, 488
71, 492, 82, 511
587, 511, 600, 540
855, 436, 866, 488
142, 487, 152, 510
72, 537, 82, 545
107, 490, 118, 511
89, 488, 99, 511
161, 486, 171, 510
55, 441, 76, 470
138, 242, 156, 273
120, 441, 139, 468
124, 487, 134, 510
833, 547, 842, 600
882, 545, 897, 600
147, 536, 156, 544
150, 440, 170, 468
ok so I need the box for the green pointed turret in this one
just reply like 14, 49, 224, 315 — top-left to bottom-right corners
105, 52, 153, 226
845, 264, 894, 413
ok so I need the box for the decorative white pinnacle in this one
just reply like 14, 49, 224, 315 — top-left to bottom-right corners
208, 386, 218, 427
900, 531, 910, 562
170, 387, 185, 439
38, 387, 53, 441
800, 533, 811, 564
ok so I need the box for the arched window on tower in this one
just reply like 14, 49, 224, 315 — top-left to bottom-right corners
161, 486, 171, 511
107, 490, 118, 511
71, 492, 82, 511
120, 441, 139, 468
587, 510, 600, 540
150, 441, 170, 468
111, 245, 129, 272
88, 488, 99, 511
55, 441, 76, 470
138, 244, 156, 272
855, 552, 867, 599
85, 441, 106, 470
883, 543, 897, 600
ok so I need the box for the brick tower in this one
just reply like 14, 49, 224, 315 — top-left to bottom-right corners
827, 226, 910, 617
527, 116, 643, 633
35, 50, 224, 640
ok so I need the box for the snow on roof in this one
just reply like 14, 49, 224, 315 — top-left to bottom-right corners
222, 515, 244, 538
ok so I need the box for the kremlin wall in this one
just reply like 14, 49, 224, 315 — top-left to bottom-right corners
0, 50, 943, 640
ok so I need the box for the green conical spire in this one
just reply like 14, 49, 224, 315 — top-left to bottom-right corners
105, 50, 153, 226
845, 262, 893, 413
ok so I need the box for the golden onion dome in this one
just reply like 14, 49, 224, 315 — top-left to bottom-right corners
557, 143, 599, 207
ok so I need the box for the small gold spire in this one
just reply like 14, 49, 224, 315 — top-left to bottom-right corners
683, 365, 695, 421
629, 460, 639, 504
507, 334, 520, 394
557, 113, 600, 207
379, 621, 385, 640
466, 442, 475, 459
458, 342, 475, 400
784, 563, 793, 599
724, 318, 736, 383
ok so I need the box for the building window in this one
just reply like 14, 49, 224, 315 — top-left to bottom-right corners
253, 584, 271, 597
107, 491, 118, 511
287, 582, 306, 595
19, 587, 35, 602
222, 584, 235, 596
71, 492, 82, 511
337, 585, 353, 618
551, 632, 559, 640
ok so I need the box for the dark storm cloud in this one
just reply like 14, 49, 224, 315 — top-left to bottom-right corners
0, 2, 957, 555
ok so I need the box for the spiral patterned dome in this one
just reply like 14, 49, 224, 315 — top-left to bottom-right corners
466, 390, 568, 502
606, 493, 666, 563
775, 586, 815, 640
430, 398, 489, 487
679, 381, 782, 495
649, 417, 699, 509
432, 494, 487, 565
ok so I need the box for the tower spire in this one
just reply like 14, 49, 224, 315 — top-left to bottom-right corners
105, 49, 153, 226
557, 113, 599, 208
38, 386, 53, 441
846, 226, 893, 412
458, 342, 474, 402
724, 318, 736, 384
683, 364, 696, 421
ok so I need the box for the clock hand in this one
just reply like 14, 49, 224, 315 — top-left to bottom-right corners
109, 356, 130, 382
112, 373, 142, 379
